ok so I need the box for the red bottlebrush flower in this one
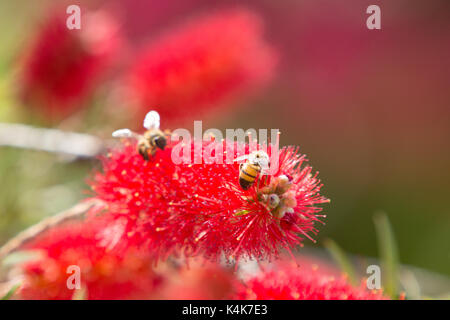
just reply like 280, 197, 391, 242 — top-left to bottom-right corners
19, 9, 122, 121
125, 8, 277, 125
89, 136, 328, 262
234, 259, 389, 300
18, 218, 162, 300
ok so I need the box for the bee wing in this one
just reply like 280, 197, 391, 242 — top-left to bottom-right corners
143, 110, 160, 129
112, 129, 138, 138
247, 151, 267, 163
257, 157, 270, 167
233, 154, 250, 162
260, 163, 271, 175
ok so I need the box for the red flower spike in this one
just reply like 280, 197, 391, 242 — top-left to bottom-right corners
125, 8, 277, 125
234, 260, 389, 300
19, 9, 122, 121
89, 138, 328, 262
19, 219, 162, 300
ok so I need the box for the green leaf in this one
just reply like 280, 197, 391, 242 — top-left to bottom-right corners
323, 238, 357, 285
234, 210, 250, 217
374, 212, 400, 298
1, 283, 21, 300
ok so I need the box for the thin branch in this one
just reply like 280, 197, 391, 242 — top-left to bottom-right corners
0, 199, 104, 260
0, 123, 105, 158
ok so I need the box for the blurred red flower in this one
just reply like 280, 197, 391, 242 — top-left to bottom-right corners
19, 9, 122, 121
156, 258, 236, 299
125, 8, 277, 125
234, 259, 389, 300
89, 138, 327, 262
19, 218, 162, 300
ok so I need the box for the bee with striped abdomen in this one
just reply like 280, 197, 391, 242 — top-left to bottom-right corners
112, 110, 167, 160
234, 150, 270, 190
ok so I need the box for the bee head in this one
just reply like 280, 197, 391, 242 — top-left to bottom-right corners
251, 150, 270, 169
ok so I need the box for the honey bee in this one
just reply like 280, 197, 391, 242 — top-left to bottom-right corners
112, 110, 167, 160
234, 150, 270, 190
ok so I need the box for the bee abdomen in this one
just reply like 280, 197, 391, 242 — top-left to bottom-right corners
239, 178, 253, 190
